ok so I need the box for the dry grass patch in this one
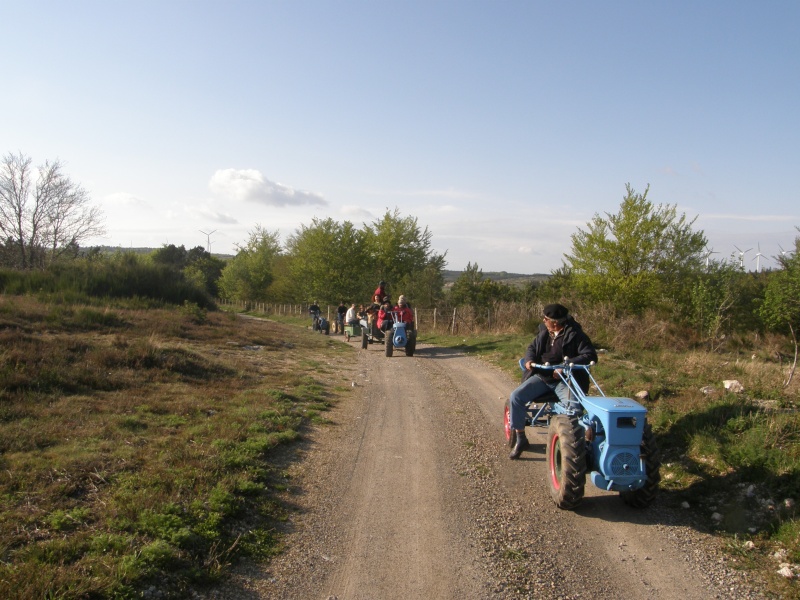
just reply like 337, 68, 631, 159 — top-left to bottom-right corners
0, 296, 354, 598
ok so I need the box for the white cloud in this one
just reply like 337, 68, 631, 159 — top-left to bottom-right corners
188, 206, 239, 225
340, 205, 374, 219
104, 192, 151, 208
209, 168, 327, 207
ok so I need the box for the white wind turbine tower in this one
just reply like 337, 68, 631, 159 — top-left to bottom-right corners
703, 246, 718, 268
752, 243, 766, 273
734, 245, 752, 268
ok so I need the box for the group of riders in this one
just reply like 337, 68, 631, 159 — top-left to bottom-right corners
308, 281, 414, 336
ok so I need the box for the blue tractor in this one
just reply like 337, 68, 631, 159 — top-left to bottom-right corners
383, 310, 416, 357
359, 310, 416, 357
310, 309, 330, 335
504, 361, 660, 510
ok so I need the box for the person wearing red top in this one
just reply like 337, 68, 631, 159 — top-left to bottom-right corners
373, 281, 389, 304
392, 295, 414, 330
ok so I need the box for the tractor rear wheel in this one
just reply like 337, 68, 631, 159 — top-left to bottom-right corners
405, 332, 416, 357
547, 415, 586, 510
620, 422, 661, 508
503, 399, 517, 449
361, 329, 368, 350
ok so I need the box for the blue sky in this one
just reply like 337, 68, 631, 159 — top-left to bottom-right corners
2, 1, 798, 273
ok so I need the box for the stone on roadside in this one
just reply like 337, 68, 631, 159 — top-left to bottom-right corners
635, 390, 649, 401
701, 386, 716, 395
777, 565, 795, 579
723, 380, 744, 393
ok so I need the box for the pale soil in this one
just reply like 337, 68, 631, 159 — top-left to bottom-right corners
200, 336, 769, 600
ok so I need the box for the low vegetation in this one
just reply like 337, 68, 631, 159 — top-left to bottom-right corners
0, 295, 352, 598
417, 315, 800, 598
2, 292, 799, 597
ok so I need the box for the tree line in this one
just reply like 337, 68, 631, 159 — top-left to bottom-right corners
2, 153, 799, 365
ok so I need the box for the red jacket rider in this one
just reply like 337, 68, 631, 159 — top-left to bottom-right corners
393, 295, 413, 329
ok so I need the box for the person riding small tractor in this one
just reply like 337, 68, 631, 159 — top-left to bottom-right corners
504, 360, 660, 509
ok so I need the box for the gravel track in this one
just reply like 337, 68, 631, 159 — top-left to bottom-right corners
199, 340, 769, 600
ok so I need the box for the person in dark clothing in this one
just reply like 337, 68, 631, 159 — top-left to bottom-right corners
308, 302, 321, 330
335, 301, 347, 334
508, 303, 598, 460
377, 297, 394, 332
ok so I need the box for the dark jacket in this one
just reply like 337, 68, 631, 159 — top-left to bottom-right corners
522, 317, 598, 390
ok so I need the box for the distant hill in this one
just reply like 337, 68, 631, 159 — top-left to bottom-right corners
86, 245, 234, 260
85, 247, 548, 286
442, 270, 550, 288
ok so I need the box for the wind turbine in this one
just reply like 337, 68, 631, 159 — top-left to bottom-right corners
733, 245, 752, 268
703, 246, 718, 268
199, 229, 217, 253
752, 243, 766, 273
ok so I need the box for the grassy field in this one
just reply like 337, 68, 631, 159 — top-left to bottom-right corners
2, 298, 799, 598
0, 297, 353, 598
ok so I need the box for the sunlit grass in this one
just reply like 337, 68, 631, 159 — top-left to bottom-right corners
423, 325, 800, 595
0, 295, 352, 598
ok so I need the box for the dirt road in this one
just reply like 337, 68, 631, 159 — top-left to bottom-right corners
213, 340, 767, 599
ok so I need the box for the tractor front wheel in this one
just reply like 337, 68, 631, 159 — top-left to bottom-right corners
405, 332, 416, 357
546, 415, 586, 510
620, 422, 661, 508
385, 336, 394, 357
361, 329, 368, 350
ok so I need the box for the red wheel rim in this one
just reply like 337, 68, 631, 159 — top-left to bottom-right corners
549, 434, 562, 490
503, 406, 512, 441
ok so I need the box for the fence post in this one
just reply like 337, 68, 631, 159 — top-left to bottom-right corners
450, 308, 457, 335
433, 307, 437, 332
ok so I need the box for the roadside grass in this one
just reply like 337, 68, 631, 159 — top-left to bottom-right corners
0, 295, 352, 599
418, 330, 800, 596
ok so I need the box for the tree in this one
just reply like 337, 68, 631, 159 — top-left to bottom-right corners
760, 233, 800, 386
150, 244, 188, 269
689, 259, 741, 349
449, 262, 485, 307
149, 244, 225, 296
0, 152, 105, 269
364, 208, 447, 305
284, 217, 370, 304
217, 226, 281, 303
564, 184, 707, 314
402, 252, 447, 309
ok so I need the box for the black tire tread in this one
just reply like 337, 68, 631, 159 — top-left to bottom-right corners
547, 415, 587, 510
620, 422, 661, 508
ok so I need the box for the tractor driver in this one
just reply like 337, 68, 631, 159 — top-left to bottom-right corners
507, 303, 598, 460
376, 297, 394, 332
393, 295, 414, 330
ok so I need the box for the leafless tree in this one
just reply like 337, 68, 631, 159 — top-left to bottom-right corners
0, 152, 105, 269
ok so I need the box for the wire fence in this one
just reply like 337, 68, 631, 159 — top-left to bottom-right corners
218, 300, 547, 336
